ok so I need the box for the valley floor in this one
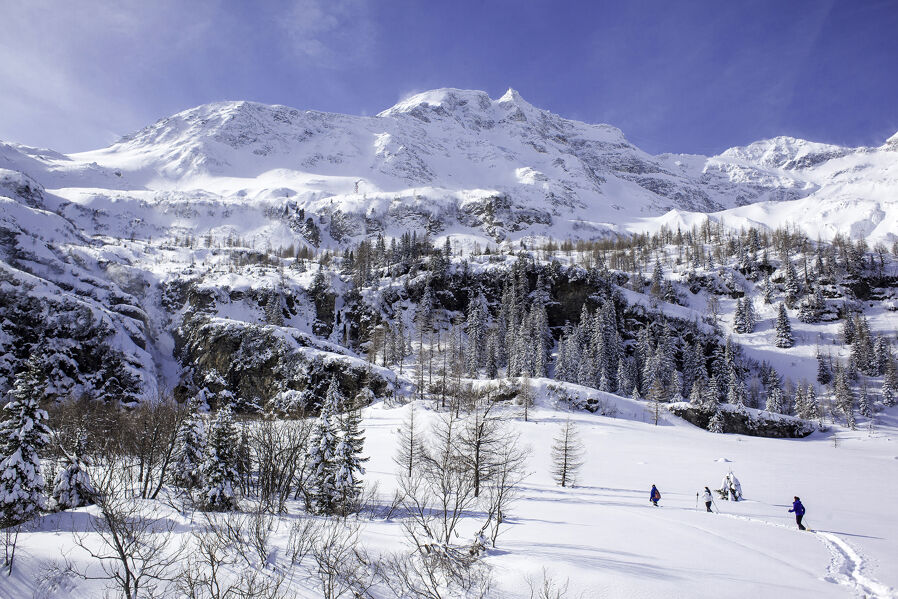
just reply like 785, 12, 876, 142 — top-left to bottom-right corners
6, 390, 898, 599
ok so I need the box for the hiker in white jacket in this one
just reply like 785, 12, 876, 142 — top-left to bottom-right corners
702, 487, 714, 512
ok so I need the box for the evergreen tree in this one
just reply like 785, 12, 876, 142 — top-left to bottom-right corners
764, 370, 785, 414
858, 386, 872, 419
762, 273, 774, 304
873, 337, 890, 377
485, 330, 499, 379
804, 384, 820, 420
774, 303, 794, 348
307, 377, 341, 514
616, 359, 632, 398
201, 403, 240, 511
882, 359, 897, 407
834, 365, 856, 429
465, 292, 488, 377
333, 397, 368, 514
0, 358, 52, 526
816, 352, 832, 386
50, 434, 95, 511
689, 373, 706, 407
708, 411, 725, 434
733, 298, 746, 334
841, 310, 856, 344
171, 397, 207, 490
784, 259, 801, 306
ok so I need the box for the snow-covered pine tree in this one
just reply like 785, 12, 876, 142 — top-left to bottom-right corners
733, 298, 746, 334
834, 365, 856, 429
858, 385, 872, 418
882, 358, 897, 407
774, 303, 794, 348
307, 377, 340, 514
784, 259, 800, 307
689, 374, 705, 407
171, 396, 207, 490
873, 337, 890, 377
333, 396, 368, 515
551, 417, 584, 488
742, 296, 756, 333
794, 385, 806, 419
0, 357, 52, 526
576, 348, 597, 389
648, 376, 666, 425
816, 351, 832, 386
50, 434, 95, 511
764, 370, 785, 414
485, 330, 499, 379
708, 410, 725, 433
650, 259, 664, 298
553, 325, 572, 383
841, 310, 856, 344
804, 384, 820, 420
465, 291, 488, 377
201, 403, 240, 511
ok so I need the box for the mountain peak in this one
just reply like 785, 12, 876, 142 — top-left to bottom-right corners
378, 88, 493, 117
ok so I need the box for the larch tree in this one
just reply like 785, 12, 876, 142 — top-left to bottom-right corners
551, 417, 584, 488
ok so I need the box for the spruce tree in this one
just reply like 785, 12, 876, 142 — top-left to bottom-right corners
764, 370, 785, 414
858, 385, 872, 418
804, 384, 820, 420
201, 403, 240, 511
171, 397, 207, 490
50, 434, 95, 511
774, 303, 794, 348
0, 358, 52, 526
333, 397, 367, 515
307, 377, 340, 514
708, 411, 725, 433
882, 359, 897, 407
816, 352, 832, 386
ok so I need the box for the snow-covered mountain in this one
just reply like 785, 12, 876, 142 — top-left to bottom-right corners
1, 87, 897, 406
2, 88, 896, 248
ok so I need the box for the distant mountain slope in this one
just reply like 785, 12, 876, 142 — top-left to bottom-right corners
0, 88, 895, 247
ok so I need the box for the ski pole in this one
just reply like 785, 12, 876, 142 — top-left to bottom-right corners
695, 492, 699, 511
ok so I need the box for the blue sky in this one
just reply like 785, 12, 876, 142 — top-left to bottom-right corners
1, 0, 896, 155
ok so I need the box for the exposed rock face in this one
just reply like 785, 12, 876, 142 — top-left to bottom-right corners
668, 403, 815, 438
176, 314, 394, 412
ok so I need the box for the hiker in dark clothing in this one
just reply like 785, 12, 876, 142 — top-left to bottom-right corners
650, 485, 661, 506
789, 496, 806, 530
702, 487, 713, 512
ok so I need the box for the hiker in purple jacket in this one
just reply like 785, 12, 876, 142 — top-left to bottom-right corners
789, 496, 806, 530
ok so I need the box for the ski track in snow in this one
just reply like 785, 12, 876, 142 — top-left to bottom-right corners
713, 509, 895, 598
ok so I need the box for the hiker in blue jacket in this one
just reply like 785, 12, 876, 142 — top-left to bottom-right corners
789, 496, 806, 530
650, 484, 661, 506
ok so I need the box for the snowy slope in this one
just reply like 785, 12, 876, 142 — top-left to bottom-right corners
7, 390, 898, 599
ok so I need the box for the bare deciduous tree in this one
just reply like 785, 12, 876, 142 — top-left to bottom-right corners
551, 417, 584, 488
